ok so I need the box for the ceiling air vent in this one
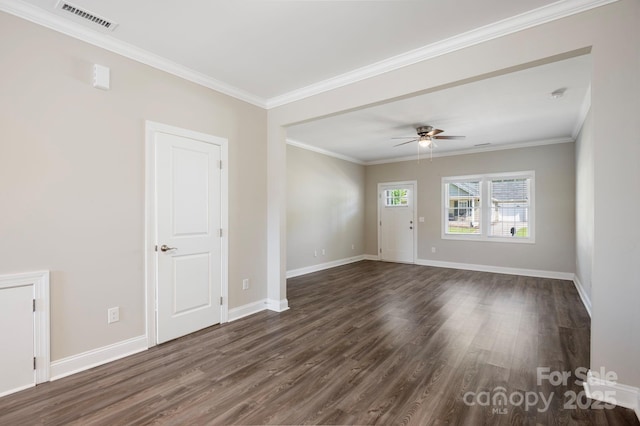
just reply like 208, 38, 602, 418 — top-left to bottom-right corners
55, 1, 118, 31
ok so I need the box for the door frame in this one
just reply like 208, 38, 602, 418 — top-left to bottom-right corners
144, 121, 229, 347
377, 180, 418, 263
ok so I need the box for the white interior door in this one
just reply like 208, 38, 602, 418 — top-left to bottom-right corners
379, 183, 416, 263
155, 131, 222, 344
0, 285, 34, 396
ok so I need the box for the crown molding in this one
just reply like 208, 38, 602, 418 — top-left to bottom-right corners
286, 139, 365, 165
364, 137, 575, 166
1, 0, 614, 110
266, 0, 617, 108
288, 136, 574, 166
0, 0, 267, 108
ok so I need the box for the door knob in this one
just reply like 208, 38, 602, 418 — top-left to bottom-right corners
160, 244, 177, 252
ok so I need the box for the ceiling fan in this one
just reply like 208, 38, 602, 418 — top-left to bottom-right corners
393, 125, 465, 149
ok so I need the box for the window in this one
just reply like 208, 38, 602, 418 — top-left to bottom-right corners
489, 178, 530, 238
445, 180, 481, 234
442, 171, 534, 243
384, 188, 408, 207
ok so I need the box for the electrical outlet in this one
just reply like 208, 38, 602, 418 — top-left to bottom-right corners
242, 278, 250, 290
351, 244, 355, 250
431, 247, 436, 253
322, 249, 326, 256
419, 217, 425, 223
108, 307, 119, 324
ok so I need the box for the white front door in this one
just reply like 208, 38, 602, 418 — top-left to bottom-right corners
379, 183, 416, 263
0, 285, 34, 396
155, 131, 222, 344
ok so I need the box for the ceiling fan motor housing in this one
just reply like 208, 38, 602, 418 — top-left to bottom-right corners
416, 126, 433, 136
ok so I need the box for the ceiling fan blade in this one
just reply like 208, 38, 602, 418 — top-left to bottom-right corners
433, 135, 465, 140
394, 139, 418, 147
426, 128, 444, 136
391, 136, 418, 140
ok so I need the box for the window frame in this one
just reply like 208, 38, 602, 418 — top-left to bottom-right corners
441, 171, 535, 244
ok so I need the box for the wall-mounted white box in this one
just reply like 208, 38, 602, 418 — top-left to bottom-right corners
93, 64, 110, 90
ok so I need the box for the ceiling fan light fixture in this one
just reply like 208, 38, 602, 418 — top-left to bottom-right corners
418, 135, 431, 147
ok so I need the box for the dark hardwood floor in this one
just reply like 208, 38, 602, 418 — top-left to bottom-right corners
1, 261, 638, 425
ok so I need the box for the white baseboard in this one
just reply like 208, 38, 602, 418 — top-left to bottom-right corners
286, 255, 366, 278
584, 370, 640, 419
363, 254, 380, 261
414, 258, 574, 281
267, 298, 289, 312
50, 335, 148, 381
0, 382, 34, 399
572, 275, 592, 317
228, 297, 290, 321
228, 299, 268, 322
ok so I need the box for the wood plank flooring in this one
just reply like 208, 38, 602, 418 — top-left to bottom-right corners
1, 261, 638, 425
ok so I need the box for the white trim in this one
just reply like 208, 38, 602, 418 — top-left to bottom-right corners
0, 0, 614, 109
583, 370, 640, 416
228, 298, 288, 320
572, 84, 592, 138
365, 137, 574, 166
144, 121, 229, 348
266, 0, 618, 108
572, 274, 592, 317
0, 383, 35, 399
33, 272, 50, 384
144, 122, 158, 347
363, 254, 380, 261
286, 139, 365, 165
415, 258, 574, 280
228, 300, 269, 322
0, 0, 266, 108
0, 270, 50, 386
50, 335, 147, 381
266, 298, 289, 312
441, 171, 536, 244
286, 255, 366, 279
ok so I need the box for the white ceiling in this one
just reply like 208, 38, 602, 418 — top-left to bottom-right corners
5, 0, 594, 162
12, 0, 590, 104
287, 54, 592, 163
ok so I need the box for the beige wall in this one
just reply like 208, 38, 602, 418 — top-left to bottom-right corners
270, 0, 640, 388
0, 12, 267, 360
575, 109, 593, 302
365, 143, 575, 273
286, 146, 365, 271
